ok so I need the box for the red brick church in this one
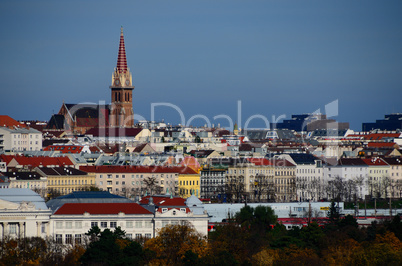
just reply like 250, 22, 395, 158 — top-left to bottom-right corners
46, 27, 135, 134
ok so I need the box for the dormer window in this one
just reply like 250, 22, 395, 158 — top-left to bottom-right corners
162, 208, 168, 213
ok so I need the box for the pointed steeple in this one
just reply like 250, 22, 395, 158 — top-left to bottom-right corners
110, 27, 134, 128
117, 26, 128, 74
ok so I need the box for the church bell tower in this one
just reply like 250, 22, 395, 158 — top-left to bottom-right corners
110, 27, 134, 127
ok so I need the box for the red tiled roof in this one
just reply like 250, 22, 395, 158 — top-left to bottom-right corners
89, 146, 103, 153
117, 27, 128, 73
43, 145, 84, 154
247, 158, 273, 166
0, 115, 27, 129
139, 196, 190, 213
54, 203, 152, 215
80, 165, 198, 175
141, 196, 186, 206
0, 155, 74, 167
346, 133, 401, 141
367, 142, 398, 148
362, 158, 388, 166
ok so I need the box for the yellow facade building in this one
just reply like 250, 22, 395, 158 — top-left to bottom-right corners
178, 168, 201, 199
36, 167, 95, 196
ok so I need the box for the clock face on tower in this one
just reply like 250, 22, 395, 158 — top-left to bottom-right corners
114, 79, 120, 86
125, 80, 130, 86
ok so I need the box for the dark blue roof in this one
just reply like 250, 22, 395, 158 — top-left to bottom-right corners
47, 191, 132, 213
56, 191, 125, 199
288, 153, 319, 164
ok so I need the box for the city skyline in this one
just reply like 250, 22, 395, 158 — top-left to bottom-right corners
1, 1, 401, 131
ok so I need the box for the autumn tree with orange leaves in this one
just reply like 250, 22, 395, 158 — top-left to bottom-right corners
144, 223, 208, 265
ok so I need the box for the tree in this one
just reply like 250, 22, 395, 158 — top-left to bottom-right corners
225, 176, 245, 203
144, 223, 208, 265
143, 176, 162, 195
83, 185, 101, 192
235, 205, 277, 231
46, 188, 62, 201
80, 226, 144, 266
327, 201, 340, 225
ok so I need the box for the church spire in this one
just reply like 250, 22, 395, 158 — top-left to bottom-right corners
116, 26, 128, 74
110, 27, 134, 128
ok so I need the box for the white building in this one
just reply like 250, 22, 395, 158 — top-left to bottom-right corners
323, 158, 369, 200
276, 153, 324, 202
0, 189, 51, 238
0, 126, 42, 152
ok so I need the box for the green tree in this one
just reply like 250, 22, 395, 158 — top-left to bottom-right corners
300, 222, 326, 251
80, 226, 144, 266
235, 205, 277, 230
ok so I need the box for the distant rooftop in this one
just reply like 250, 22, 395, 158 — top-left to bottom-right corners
46, 191, 132, 213
0, 188, 48, 210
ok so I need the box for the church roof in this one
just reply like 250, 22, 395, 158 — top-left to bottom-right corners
117, 27, 128, 73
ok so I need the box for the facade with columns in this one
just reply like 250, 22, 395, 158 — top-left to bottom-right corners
0, 190, 209, 242
0, 189, 51, 239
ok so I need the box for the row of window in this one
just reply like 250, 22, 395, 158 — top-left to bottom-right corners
48, 179, 91, 185
56, 220, 153, 229
12, 134, 39, 139
13, 141, 39, 145
297, 169, 321, 174
228, 169, 275, 175
179, 180, 199, 186
100, 174, 177, 179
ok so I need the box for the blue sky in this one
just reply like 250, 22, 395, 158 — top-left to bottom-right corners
0, 0, 401, 131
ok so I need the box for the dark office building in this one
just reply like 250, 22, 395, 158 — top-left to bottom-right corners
271, 114, 349, 132
362, 114, 402, 131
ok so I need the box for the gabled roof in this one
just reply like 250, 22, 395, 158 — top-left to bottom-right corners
0, 115, 27, 129
179, 156, 201, 172
54, 203, 152, 215
45, 114, 66, 130
287, 153, 319, 165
